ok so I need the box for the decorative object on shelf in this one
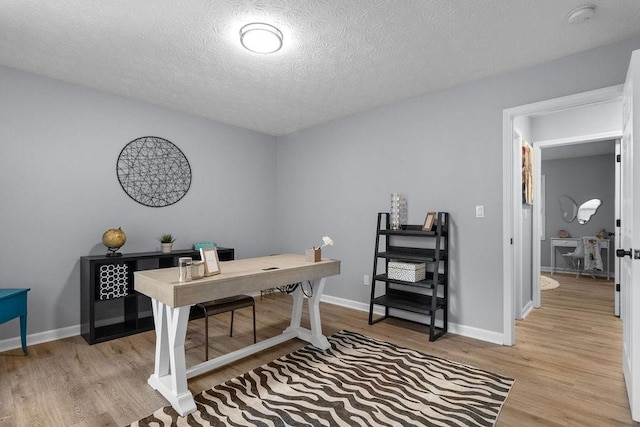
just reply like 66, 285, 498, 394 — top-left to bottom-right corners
390, 193, 407, 230
191, 260, 205, 280
388, 261, 426, 282
307, 236, 334, 262
102, 227, 126, 257
557, 229, 569, 238
193, 242, 217, 250
422, 211, 436, 231
117, 136, 191, 208
98, 263, 129, 299
159, 234, 175, 253
178, 257, 192, 282
200, 248, 221, 276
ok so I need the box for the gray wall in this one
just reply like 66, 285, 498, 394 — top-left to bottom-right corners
541, 154, 615, 271
277, 37, 640, 335
0, 65, 277, 340
2, 35, 639, 344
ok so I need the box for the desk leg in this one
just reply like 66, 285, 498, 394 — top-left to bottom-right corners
20, 314, 27, 355
147, 299, 196, 417
284, 278, 330, 350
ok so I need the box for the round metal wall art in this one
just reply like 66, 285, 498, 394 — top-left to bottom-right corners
117, 136, 192, 207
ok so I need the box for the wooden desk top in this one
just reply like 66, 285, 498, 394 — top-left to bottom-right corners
134, 253, 341, 308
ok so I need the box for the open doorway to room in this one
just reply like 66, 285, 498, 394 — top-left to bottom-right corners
536, 139, 619, 323
502, 85, 623, 345
539, 140, 616, 282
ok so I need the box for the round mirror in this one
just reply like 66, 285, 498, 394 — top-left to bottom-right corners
559, 195, 578, 223
577, 198, 601, 224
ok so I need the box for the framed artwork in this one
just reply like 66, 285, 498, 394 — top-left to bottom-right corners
117, 136, 192, 207
422, 212, 436, 231
200, 248, 221, 276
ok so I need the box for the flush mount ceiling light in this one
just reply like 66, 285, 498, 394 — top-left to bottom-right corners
567, 5, 596, 24
240, 23, 283, 54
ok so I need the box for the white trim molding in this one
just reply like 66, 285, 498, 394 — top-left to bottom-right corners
0, 324, 80, 353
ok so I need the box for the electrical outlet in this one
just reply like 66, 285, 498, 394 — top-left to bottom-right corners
475, 205, 485, 218
364, 275, 370, 286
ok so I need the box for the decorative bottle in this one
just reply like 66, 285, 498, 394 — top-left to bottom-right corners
390, 193, 407, 230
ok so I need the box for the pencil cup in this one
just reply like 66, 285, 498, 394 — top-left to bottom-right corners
306, 248, 321, 262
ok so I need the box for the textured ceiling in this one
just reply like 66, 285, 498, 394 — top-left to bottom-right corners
2, 1, 640, 136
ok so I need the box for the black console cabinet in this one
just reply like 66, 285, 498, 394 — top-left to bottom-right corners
80, 247, 234, 345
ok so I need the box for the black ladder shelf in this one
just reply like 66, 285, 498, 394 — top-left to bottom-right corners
368, 212, 449, 341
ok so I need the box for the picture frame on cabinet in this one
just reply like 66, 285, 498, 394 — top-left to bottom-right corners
422, 212, 436, 231
200, 248, 221, 276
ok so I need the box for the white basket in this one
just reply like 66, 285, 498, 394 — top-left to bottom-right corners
388, 261, 426, 282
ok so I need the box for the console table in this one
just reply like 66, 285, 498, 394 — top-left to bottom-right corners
550, 238, 610, 279
134, 253, 341, 416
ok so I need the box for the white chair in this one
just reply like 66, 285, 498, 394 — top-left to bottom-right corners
562, 238, 585, 278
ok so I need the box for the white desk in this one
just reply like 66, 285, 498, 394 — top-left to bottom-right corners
550, 238, 610, 279
134, 253, 341, 416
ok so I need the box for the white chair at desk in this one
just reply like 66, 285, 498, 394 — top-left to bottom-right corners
562, 237, 585, 278
561, 236, 602, 278
551, 237, 610, 279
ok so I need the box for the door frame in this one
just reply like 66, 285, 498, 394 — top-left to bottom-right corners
502, 84, 623, 345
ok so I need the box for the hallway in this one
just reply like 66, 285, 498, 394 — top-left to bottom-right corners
504, 273, 630, 425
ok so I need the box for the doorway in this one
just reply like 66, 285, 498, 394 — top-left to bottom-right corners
502, 84, 623, 345
536, 137, 618, 280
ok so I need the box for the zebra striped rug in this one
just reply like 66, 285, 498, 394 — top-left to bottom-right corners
130, 330, 514, 426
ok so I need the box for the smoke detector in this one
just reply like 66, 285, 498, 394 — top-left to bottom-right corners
567, 5, 596, 24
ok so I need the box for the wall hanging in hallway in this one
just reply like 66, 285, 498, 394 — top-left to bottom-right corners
116, 136, 191, 207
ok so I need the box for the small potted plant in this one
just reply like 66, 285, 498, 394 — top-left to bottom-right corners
159, 234, 176, 253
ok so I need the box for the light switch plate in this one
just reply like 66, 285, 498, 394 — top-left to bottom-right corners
476, 205, 485, 218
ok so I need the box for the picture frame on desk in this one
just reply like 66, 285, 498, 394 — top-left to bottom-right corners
422, 212, 436, 231
200, 248, 221, 276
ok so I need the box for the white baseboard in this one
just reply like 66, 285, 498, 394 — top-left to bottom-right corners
447, 323, 504, 345
0, 294, 504, 353
320, 295, 504, 345
0, 324, 80, 353
519, 301, 534, 320
320, 294, 385, 316
541, 265, 612, 279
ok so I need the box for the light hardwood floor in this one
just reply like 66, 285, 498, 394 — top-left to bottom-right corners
1, 275, 637, 426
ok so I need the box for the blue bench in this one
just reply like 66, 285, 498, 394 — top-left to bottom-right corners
0, 288, 30, 355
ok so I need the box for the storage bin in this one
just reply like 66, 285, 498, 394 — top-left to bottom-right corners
388, 261, 426, 282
